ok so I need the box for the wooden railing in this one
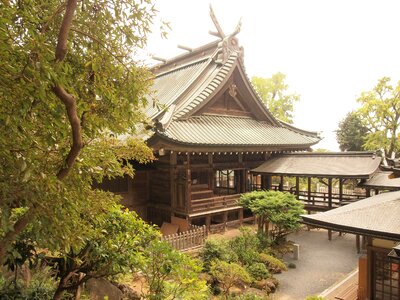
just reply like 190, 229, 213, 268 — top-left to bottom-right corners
162, 225, 207, 252
190, 194, 241, 213
271, 186, 366, 211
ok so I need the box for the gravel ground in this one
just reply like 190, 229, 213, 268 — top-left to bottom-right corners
272, 228, 361, 300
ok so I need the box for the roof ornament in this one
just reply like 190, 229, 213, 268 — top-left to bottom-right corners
209, 4, 226, 39
209, 5, 244, 65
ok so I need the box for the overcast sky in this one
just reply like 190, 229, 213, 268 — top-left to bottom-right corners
144, 0, 400, 151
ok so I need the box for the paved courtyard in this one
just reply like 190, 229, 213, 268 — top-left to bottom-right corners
272, 228, 361, 300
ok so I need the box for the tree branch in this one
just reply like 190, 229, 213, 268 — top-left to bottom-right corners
55, 0, 78, 61
53, 85, 83, 180
53, 0, 82, 180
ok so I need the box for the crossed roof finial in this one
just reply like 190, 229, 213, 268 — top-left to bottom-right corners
209, 4, 242, 39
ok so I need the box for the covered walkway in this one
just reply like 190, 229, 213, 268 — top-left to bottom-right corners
251, 152, 381, 212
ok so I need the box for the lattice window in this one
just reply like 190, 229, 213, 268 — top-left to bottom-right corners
372, 248, 400, 300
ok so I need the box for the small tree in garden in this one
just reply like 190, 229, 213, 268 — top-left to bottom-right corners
239, 191, 305, 243
209, 260, 251, 298
137, 240, 209, 300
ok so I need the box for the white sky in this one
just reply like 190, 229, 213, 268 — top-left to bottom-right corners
144, 0, 400, 151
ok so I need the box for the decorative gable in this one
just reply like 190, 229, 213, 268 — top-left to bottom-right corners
198, 83, 254, 118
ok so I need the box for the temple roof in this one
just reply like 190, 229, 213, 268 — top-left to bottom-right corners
145, 15, 320, 151
359, 170, 400, 190
302, 191, 400, 241
251, 152, 381, 178
154, 114, 319, 147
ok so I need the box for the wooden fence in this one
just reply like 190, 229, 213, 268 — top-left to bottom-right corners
162, 225, 207, 252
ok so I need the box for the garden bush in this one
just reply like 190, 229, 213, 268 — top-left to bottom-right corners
259, 253, 287, 273
228, 227, 260, 266
209, 260, 252, 296
246, 263, 270, 281
201, 238, 238, 270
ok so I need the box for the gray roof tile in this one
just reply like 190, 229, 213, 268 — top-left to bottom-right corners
160, 115, 319, 147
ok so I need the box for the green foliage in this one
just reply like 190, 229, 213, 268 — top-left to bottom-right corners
201, 238, 238, 271
239, 191, 305, 242
226, 294, 270, 300
0, 0, 157, 261
259, 253, 287, 273
209, 260, 252, 296
246, 263, 270, 281
0, 265, 57, 300
336, 111, 368, 151
356, 77, 400, 157
305, 296, 325, 300
137, 240, 209, 300
228, 227, 261, 266
252, 73, 299, 123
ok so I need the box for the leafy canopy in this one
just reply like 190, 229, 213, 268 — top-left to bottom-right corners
356, 77, 400, 157
252, 73, 299, 123
0, 0, 157, 261
239, 190, 304, 242
336, 111, 368, 151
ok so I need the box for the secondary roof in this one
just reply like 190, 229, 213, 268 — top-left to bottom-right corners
251, 152, 381, 178
302, 191, 400, 241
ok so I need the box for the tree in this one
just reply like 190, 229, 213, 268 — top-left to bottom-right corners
356, 77, 400, 157
0, 0, 157, 263
137, 240, 209, 300
252, 73, 299, 123
239, 191, 304, 242
336, 111, 368, 151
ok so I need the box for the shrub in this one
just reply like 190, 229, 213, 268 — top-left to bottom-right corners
246, 263, 270, 281
226, 294, 270, 300
137, 240, 209, 300
209, 260, 251, 296
201, 238, 238, 270
228, 227, 260, 266
259, 253, 287, 273
0, 265, 57, 300
305, 296, 325, 300
287, 262, 297, 269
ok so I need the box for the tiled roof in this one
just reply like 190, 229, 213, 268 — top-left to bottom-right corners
145, 58, 211, 119
158, 115, 319, 147
173, 53, 238, 119
145, 35, 320, 148
302, 191, 400, 240
251, 152, 381, 178
359, 171, 400, 190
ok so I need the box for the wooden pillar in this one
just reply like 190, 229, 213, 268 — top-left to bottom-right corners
328, 178, 333, 209
366, 188, 371, 197
356, 234, 361, 253
239, 207, 244, 225
265, 175, 272, 190
279, 175, 284, 191
186, 153, 192, 213
170, 152, 177, 211
328, 229, 332, 241
339, 178, 343, 205
307, 177, 312, 204
295, 176, 300, 198
223, 212, 228, 232
205, 215, 211, 233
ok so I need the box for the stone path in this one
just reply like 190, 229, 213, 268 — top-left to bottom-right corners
272, 228, 360, 300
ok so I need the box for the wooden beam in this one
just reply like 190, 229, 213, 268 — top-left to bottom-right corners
328, 178, 333, 209
295, 176, 300, 198
209, 5, 225, 38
